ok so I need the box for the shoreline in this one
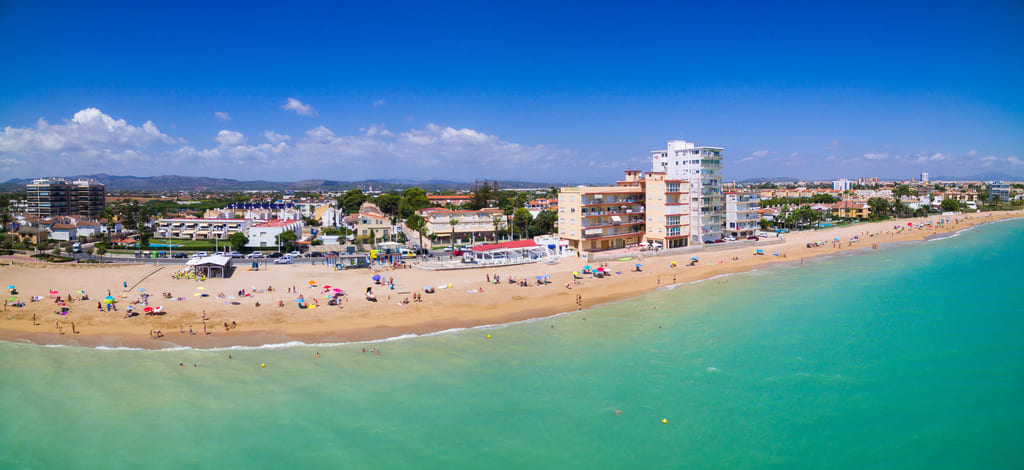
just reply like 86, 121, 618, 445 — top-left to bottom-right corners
2, 211, 1021, 350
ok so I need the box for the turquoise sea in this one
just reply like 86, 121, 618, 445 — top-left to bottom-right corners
2, 219, 1023, 469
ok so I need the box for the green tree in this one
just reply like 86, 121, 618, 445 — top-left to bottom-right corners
374, 193, 402, 216
940, 198, 960, 212
810, 194, 837, 204
868, 197, 891, 218
339, 189, 367, 214
448, 218, 459, 248
402, 187, 431, 210
513, 208, 532, 240
227, 232, 249, 251
492, 215, 504, 241
528, 210, 557, 237
275, 230, 298, 252
467, 181, 495, 210
893, 185, 913, 218
759, 218, 772, 231
406, 214, 427, 251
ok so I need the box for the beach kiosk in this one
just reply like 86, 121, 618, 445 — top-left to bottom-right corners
185, 255, 233, 279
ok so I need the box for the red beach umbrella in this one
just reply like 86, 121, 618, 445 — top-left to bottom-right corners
143, 306, 154, 313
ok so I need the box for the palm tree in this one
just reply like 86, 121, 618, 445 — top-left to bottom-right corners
893, 185, 912, 218
491, 216, 503, 241
448, 218, 459, 248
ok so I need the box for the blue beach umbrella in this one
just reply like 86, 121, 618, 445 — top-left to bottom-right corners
691, 256, 699, 261
137, 288, 146, 292
635, 263, 642, 267
7, 285, 14, 289
372, 274, 382, 281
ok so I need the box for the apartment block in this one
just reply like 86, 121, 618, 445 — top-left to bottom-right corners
26, 178, 105, 218
154, 218, 251, 240
650, 140, 723, 243
724, 191, 761, 238
639, 171, 691, 249
558, 178, 646, 252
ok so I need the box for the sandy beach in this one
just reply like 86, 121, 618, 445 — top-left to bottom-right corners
1, 211, 1020, 349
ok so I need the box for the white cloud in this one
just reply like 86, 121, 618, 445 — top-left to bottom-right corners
282, 98, 317, 116
373, 99, 387, 107
0, 108, 574, 179
0, 108, 178, 167
864, 152, 888, 160
263, 130, 291, 144
214, 111, 230, 121
752, 150, 775, 158
966, 149, 978, 157
1008, 156, 1022, 166
215, 130, 246, 147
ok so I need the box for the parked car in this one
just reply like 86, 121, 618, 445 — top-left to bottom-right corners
172, 252, 189, 258
713, 239, 725, 244
747, 236, 760, 241
309, 252, 323, 257
452, 249, 465, 256
228, 251, 244, 258
267, 252, 282, 258
246, 252, 264, 259
193, 252, 209, 258
288, 251, 302, 258
213, 251, 226, 257
723, 236, 736, 241
273, 257, 292, 264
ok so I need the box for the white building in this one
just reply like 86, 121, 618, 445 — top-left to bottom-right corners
833, 179, 853, 191
246, 219, 304, 249
650, 139, 724, 243
921, 172, 929, 183
724, 191, 761, 239
990, 181, 1010, 202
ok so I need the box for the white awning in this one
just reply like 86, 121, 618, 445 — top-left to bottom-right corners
610, 215, 622, 222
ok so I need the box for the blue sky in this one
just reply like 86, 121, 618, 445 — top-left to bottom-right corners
1, 1, 1022, 183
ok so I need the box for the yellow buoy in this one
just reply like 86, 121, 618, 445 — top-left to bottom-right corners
662, 419, 668, 424
486, 334, 491, 338
261, 363, 266, 367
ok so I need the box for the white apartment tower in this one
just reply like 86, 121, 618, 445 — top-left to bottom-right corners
650, 140, 724, 243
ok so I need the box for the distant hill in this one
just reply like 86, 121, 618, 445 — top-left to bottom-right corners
930, 171, 1024, 182
0, 174, 569, 193
737, 177, 800, 184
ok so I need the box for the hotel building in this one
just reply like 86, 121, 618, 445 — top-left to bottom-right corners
649, 140, 724, 244
26, 178, 106, 219
154, 218, 251, 240
416, 207, 507, 244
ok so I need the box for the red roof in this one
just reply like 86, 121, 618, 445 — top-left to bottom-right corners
470, 240, 538, 252
253, 219, 300, 227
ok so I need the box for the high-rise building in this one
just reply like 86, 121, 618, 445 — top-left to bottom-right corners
921, 172, 929, 183
650, 140, 723, 243
26, 178, 106, 218
833, 179, 853, 191
724, 191, 761, 239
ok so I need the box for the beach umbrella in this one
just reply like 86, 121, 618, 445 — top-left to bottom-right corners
138, 288, 146, 292
323, 285, 331, 289
143, 307, 154, 313
424, 286, 433, 290
227, 295, 236, 300
193, 293, 201, 297
103, 298, 114, 304
372, 274, 382, 281
583, 265, 592, 270
536, 275, 543, 280
308, 280, 317, 285
6, 285, 14, 289
155, 306, 163, 313
77, 290, 86, 294
572, 271, 579, 275
544, 275, 551, 278
295, 298, 305, 303
332, 288, 342, 292
8, 296, 17, 302
49, 290, 59, 296
691, 257, 699, 261
635, 263, 642, 267
196, 287, 205, 290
